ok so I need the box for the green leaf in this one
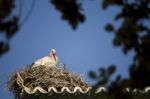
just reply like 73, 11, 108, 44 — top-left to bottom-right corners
113, 37, 121, 46
99, 68, 105, 77
108, 65, 116, 75
102, 0, 113, 9
105, 24, 114, 32
88, 71, 97, 79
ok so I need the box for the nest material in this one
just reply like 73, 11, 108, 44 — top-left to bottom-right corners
7, 64, 89, 95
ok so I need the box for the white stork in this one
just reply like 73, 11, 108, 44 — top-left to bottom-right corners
32, 49, 58, 68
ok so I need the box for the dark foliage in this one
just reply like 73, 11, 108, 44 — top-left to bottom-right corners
0, 0, 85, 57
88, 0, 150, 98
50, 0, 85, 29
0, 0, 19, 56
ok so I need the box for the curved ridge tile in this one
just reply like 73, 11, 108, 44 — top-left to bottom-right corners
23, 86, 91, 94
48, 87, 59, 93
145, 87, 150, 92
123, 87, 150, 93
95, 87, 106, 93
24, 86, 48, 94
60, 87, 91, 94
23, 87, 31, 94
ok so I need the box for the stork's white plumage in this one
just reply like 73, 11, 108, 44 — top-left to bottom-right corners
32, 49, 58, 68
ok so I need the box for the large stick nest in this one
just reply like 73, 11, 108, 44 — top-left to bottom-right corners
7, 64, 89, 96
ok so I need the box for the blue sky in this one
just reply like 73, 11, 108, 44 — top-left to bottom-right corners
0, 0, 134, 98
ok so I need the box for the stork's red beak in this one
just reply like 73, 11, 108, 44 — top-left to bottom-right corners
52, 52, 56, 62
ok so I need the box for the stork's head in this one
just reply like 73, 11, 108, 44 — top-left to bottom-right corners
50, 49, 58, 64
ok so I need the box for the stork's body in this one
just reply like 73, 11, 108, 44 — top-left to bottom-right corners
32, 49, 58, 68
